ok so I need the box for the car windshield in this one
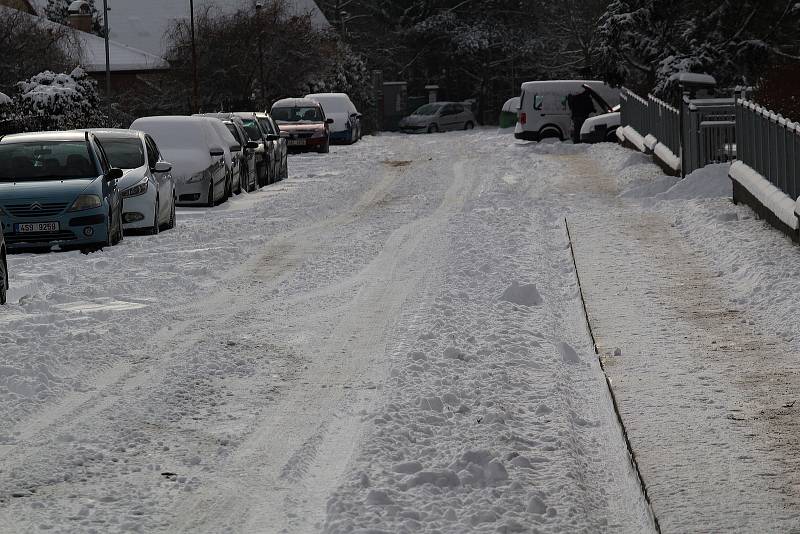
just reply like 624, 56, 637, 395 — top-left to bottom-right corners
98, 137, 145, 169
240, 119, 262, 142
413, 103, 444, 116
271, 106, 323, 123
312, 97, 349, 114
0, 140, 96, 182
224, 123, 242, 144
258, 118, 275, 135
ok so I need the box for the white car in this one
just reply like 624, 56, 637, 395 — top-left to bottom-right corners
130, 116, 229, 207
197, 116, 242, 197
305, 92, 362, 144
514, 80, 619, 141
87, 129, 176, 234
580, 106, 621, 143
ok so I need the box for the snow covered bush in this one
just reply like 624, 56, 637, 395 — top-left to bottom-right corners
308, 43, 373, 115
13, 68, 108, 130
594, 0, 800, 97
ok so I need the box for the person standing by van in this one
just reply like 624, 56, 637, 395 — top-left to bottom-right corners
567, 88, 596, 143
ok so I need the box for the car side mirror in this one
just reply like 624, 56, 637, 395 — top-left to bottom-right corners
279, 132, 289, 139
266, 134, 279, 142
326, 118, 334, 124
246, 141, 259, 149
231, 144, 242, 153
210, 148, 224, 157
105, 167, 123, 181
153, 161, 172, 173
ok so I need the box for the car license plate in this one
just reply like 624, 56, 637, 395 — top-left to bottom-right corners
15, 221, 59, 233
288, 139, 307, 146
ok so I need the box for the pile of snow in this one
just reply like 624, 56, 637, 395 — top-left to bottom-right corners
0, 92, 11, 107
655, 163, 731, 201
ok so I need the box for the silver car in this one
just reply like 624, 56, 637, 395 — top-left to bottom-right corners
399, 102, 476, 133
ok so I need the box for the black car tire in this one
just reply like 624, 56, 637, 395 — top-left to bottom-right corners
0, 253, 7, 305
319, 140, 330, 154
112, 208, 123, 245
207, 182, 215, 207
282, 155, 288, 180
464, 121, 475, 130
166, 196, 176, 230
149, 198, 160, 235
428, 124, 439, 134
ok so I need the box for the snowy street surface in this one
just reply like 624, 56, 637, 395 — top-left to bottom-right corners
1, 130, 799, 533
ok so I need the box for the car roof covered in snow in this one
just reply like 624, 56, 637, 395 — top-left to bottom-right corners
272, 98, 320, 108
521, 80, 608, 91
81, 128, 143, 139
1, 130, 92, 143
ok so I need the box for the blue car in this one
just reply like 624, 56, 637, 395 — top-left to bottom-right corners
0, 131, 124, 252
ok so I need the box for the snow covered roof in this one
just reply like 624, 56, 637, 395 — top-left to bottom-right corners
29, 0, 330, 60
0, 6, 168, 73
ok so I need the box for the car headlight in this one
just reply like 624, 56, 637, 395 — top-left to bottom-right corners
311, 130, 326, 138
187, 170, 209, 183
121, 177, 149, 198
67, 194, 102, 212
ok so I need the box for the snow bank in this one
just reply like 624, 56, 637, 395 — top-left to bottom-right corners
729, 160, 798, 230
656, 163, 730, 201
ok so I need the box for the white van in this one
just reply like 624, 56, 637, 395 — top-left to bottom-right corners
514, 80, 619, 141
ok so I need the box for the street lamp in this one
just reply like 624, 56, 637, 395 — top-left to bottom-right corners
255, 2, 266, 109
102, 0, 110, 102
190, 0, 199, 113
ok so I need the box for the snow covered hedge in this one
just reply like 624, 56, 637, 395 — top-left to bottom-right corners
0, 67, 108, 132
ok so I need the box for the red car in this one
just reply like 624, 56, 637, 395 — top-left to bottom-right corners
270, 98, 333, 154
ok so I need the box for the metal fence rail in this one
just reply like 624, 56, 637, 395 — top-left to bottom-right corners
648, 95, 680, 156
736, 99, 800, 200
620, 87, 737, 176
621, 87, 649, 138
683, 98, 737, 175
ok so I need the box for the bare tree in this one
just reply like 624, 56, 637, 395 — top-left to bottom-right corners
0, 8, 79, 94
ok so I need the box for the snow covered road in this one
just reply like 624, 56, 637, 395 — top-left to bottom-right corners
0, 132, 659, 533
10, 129, 800, 533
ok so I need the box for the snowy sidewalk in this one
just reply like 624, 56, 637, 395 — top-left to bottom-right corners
570, 191, 800, 530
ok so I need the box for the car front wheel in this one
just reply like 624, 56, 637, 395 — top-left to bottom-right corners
428, 123, 439, 134
149, 198, 160, 235
0, 253, 7, 305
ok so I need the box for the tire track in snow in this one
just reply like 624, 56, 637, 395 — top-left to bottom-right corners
170, 150, 479, 534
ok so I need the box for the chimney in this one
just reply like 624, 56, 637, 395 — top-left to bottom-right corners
68, 0, 92, 33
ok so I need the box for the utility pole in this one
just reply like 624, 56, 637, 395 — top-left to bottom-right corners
255, 2, 266, 109
190, 0, 199, 113
103, 0, 110, 109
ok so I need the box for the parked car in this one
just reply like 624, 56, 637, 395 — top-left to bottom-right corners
0, 227, 7, 305
580, 105, 621, 144
271, 98, 333, 154
200, 113, 259, 192
305, 92, 362, 144
0, 131, 124, 252
195, 115, 242, 197
256, 112, 288, 181
514, 80, 619, 142
83, 129, 176, 234
499, 97, 520, 129
233, 112, 272, 187
399, 102, 476, 133
130, 116, 228, 207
